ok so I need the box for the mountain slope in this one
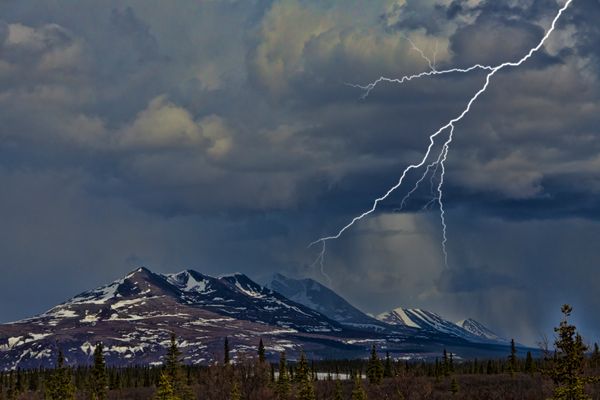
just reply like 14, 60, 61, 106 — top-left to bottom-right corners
377, 308, 506, 344
165, 270, 343, 333
0, 268, 517, 370
456, 318, 508, 343
267, 273, 389, 331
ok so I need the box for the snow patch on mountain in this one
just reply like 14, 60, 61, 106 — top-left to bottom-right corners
377, 308, 421, 329
456, 318, 508, 343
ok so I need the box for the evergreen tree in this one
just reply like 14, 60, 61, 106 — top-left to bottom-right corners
45, 350, 75, 400
508, 338, 518, 375
450, 377, 459, 395
383, 352, 393, 378
351, 376, 368, 400
366, 345, 383, 385
442, 349, 450, 377
545, 304, 597, 400
525, 351, 534, 374
296, 352, 316, 400
89, 342, 108, 400
155, 372, 177, 400
276, 351, 291, 400
592, 343, 600, 369
224, 337, 230, 365
160, 334, 191, 400
165, 334, 181, 383
258, 338, 266, 363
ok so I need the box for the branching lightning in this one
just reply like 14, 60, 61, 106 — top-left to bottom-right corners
310, 0, 573, 274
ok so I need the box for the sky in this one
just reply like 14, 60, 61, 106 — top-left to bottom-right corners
0, 0, 598, 345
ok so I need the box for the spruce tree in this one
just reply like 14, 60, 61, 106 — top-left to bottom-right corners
383, 352, 393, 378
159, 333, 190, 400
276, 351, 291, 400
442, 349, 450, 377
450, 377, 459, 395
224, 337, 230, 365
258, 338, 266, 363
155, 372, 177, 400
89, 342, 108, 400
592, 343, 600, 369
525, 351, 534, 374
366, 345, 383, 385
508, 338, 518, 375
165, 334, 181, 384
351, 376, 368, 400
45, 350, 75, 400
545, 304, 597, 400
296, 352, 316, 400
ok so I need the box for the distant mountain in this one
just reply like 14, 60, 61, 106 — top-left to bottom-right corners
164, 270, 343, 333
377, 308, 505, 344
266, 273, 389, 331
0, 268, 517, 370
456, 318, 508, 344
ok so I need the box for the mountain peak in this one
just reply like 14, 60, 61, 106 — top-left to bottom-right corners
456, 318, 508, 343
267, 273, 387, 331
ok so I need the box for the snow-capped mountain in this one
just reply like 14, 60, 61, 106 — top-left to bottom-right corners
456, 318, 508, 344
266, 274, 389, 331
164, 270, 342, 333
377, 308, 504, 344
0, 268, 517, 370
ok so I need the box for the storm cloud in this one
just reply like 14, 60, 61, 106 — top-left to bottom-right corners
0, 0, 598, 345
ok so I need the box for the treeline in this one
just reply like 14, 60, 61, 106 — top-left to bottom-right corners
0, 304, 599, 399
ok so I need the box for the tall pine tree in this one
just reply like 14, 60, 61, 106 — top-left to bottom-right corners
45, 350, 75, 400
592, 343, 600, 369
351, 376, 368, 400
366, 345, 383, 385
383, 352, 393, 378
88, 342, 107, 400
258, 338, 266, 363
508, 338, 518, 375
525, 351, 534, 374
545, 304, 597, 400
155, 372, 177, 400
276, 351, 291, 400
296, 352, 316, 400
156, 333, 191, 400
224, 337, 230, 365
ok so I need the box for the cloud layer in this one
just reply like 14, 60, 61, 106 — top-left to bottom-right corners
0, 0, 598, 344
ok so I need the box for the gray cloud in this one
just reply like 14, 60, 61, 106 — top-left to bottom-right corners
0, 0, 598, 345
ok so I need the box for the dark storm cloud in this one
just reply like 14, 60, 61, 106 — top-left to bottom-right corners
0, 0, 598, 344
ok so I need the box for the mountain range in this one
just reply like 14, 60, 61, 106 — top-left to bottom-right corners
0, 267, 517, 370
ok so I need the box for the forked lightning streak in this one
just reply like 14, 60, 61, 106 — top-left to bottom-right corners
310, 0, 574, 276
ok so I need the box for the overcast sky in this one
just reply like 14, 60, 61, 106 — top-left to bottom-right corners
0, 0, 598, 345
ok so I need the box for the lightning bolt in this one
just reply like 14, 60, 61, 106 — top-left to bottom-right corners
310, 0, 573, 273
